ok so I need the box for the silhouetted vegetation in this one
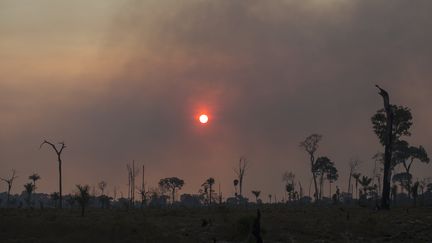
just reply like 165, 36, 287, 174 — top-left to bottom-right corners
75, 184, 90, 216
300, 134, 322, 201
40, 140, 66, 209
29, 173, 41, 193
251, 190, 261, 203
234, 156, 248, 197
23, 182, 34, 207
158, 177, 184, 204
0, 170, 17, 208
1, 85, 431, 243
373, 85, 429, 209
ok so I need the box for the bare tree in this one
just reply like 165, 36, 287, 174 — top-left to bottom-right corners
234, 156, 248, 197
0, 170, 18, 208
348, 158, 361, 194
40, 140, 66, 209
137, 165, 148, 208
126, 161, 140, 206
375, 85, 393, 209
300, 134, 322, 201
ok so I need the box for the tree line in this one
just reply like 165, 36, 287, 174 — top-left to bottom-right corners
1, 85, 431, 215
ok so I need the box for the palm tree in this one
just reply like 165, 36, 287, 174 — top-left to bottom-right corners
75, 184, 90, 216
24, 183, 34, 207
29, 173, 41, 193
252, 190, 261, 203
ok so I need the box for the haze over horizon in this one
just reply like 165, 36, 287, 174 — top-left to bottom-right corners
1, 0, 431, 200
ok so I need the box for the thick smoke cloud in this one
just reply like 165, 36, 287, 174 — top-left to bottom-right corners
1, 0, 431, 198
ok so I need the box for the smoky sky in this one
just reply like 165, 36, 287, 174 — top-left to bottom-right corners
1, 0, 432, 199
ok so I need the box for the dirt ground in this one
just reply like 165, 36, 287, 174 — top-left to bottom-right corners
1, 206, 431, 242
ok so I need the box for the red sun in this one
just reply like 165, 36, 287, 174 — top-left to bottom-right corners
199, 114, 209, 124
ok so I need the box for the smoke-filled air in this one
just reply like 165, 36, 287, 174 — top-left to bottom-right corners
1, 1, 432, 242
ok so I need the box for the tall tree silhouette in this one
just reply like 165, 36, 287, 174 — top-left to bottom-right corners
40, 140, 66, 209
300, 134, 322, 201
372, 85, 422, 209
158, 177, 184, 204
374, 85, 393, 209
137, 165, 148, 208
0, 170, 18, 208
327, 165, 338, 197
234, 156, 248, 197
29, 173, 41, 193
126, 161, 140, 207
313, 156, 335, 199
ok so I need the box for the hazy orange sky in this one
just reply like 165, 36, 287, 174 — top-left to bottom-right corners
1, 0, 431, 200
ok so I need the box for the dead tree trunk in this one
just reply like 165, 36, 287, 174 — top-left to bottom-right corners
234, 157, 248, 197
40, 140, 66, 209
312, 157, 319, 201
376, 85, 393, 210
127, 161, 140, 207
300, 134, 322, 202
0, 170, 17, 208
